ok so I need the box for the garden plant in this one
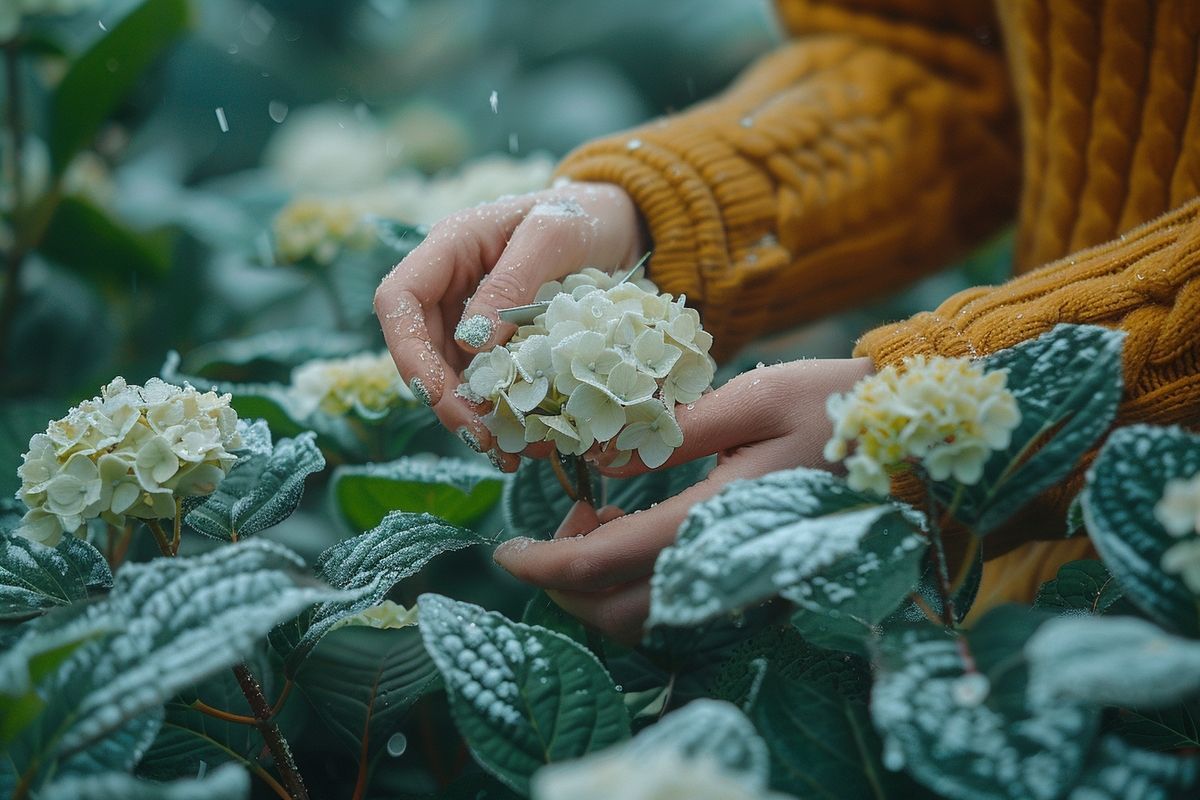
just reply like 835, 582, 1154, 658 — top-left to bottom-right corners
4, 2, 1200, 800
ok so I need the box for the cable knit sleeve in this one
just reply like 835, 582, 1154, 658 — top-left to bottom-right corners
554, 0, 1018, 360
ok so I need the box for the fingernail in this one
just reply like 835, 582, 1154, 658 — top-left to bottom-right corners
410, 377, 433, 406
457, 426, 483, 453
487, 449, 507, 472
454, 314, 494, 348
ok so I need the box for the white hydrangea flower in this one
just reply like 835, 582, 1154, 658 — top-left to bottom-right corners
532, 747, 788, 800
460, 266, 714, 466
288, 350, 415, 419
1, 0, 97, 41
15, 378, 242, 545
1156, 473, 1200, 592
824, 355, 1022, 495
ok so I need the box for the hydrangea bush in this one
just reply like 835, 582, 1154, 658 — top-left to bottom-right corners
4, 3, 1200, 799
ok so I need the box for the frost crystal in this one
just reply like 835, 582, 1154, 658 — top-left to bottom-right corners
460, 266, 714, 466
824, 355, 1021, 494
15, 378, 242, 545
1154, 472, 1200, 592
288, 350, 416, 419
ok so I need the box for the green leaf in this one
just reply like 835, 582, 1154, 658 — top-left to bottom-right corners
1109, 702, 1200, 752
57, 711, 164, 783
1033, 560, 1128, 614
39, 196, 171, 288
1082, 424, 1200, 635
1026, 615, 1200, 710
38, 763, 249, 800
0, 533, 111, 620
628, 699, 769, 791
417, 594, 630, 794
332, 456, 504, 532
649, 468, 925, 628
521, 592, 587, 647
295, 625, 441, 759
271, 512, 486, 674
180, 329, 371, 383
503, 456, 711, 539
872, 606, 1098, 800
953, 324, 1126, 534
138, 667, 265, 781
750, 668, 911, 800
49, 0, 193, 172
1067, 736, 1199, 800
185, 428, 324, 541
6, 540, 345, 789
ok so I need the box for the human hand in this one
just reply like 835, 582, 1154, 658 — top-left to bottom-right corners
493, 356, 874, 643
373, 182, 647, 469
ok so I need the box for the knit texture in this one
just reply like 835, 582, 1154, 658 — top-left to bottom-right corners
554, 0, 1200, 608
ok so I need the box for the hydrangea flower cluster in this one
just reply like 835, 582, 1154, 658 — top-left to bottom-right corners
824, 355, 1021, 495
459, 267, 715, 468
1155, 473, 1200, 592
15, 378, 242, 546
0, 0, 95, 41
272, 154, 553, 265
288, 350, 416, 419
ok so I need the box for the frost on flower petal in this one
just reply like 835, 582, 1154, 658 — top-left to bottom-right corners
14, 377, 242, 545
456, 264, 713, 465
823, 355, 1021, 494
288, 350, 416, 419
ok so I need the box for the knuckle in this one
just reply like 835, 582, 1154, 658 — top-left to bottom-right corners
480, 269, 532, 309
564, 553, 603, 587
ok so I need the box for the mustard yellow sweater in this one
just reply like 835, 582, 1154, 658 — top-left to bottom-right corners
555, 0, 1200, 609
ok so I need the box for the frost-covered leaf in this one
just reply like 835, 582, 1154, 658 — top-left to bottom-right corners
0, 534, 112, 620
1083, 425, 1200, 635
57, 711, 163, 781
180, 329, 371, 382
1026, 615, 1200, 710
6, 541, 346, 790
503, 456, 711, 539
1067, 736, 1199, 800
649, 468, 925, 628
185, 430, 324, 541
628, 700, 769, 791
418, 594, 629, 794
295, 625, 440, 758
271, 512, 485, 674
1033, 560, 1129, 614
949, 324, 1125, 534
872, 607, 1098, 800
38, 762, 249, 800
750, 667, 915, 799
332, 456, 504, 532
1110, 703, 1200, 752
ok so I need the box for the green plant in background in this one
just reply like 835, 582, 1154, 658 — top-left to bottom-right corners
6, 2, 1200, 799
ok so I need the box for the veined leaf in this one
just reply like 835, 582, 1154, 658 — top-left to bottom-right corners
185, 427, 324, 541
872, 607, 1097, 800
1109, 702, 1200, 752
952, 324, 1125, 534
1082, 425, 1200, 635
5, 541, 346, 792
418, 594, 629, 794
49, 0, 193, 172
0, 533, 111, 620
1033, 560, 1128, 615
521, 592, 587, 647
38, 762, 249, 800
332, 456, 504, 532
649, 468, 925, 629
271, 512, 486, 674
1067, 736, 1199, 800
1026, 615, 1200, 710
750, 668, 914, 799
295, 625, 441, 759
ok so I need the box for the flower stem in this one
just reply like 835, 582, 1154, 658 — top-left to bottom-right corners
923, 481, 959, 628
549, 455, 577, 502
147, 519, 172, 557
573, 455, 595, 508
191, 700, 257, 725
232, 663, 310, 800
171, 499, 183, 556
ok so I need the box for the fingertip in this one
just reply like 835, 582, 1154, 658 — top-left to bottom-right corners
493, 536, 534, 569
